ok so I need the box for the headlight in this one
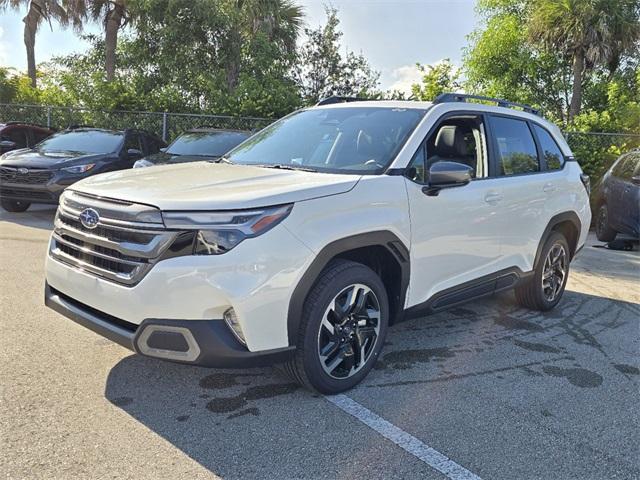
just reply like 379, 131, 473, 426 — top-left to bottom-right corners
134, 159, 154, 168
61, 163, 95, 174
163, 204, 293, 255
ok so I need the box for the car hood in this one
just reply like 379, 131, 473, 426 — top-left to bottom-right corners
0, 148, 107, 169
70, 161, 361, 210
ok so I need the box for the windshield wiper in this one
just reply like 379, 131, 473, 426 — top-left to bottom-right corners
252, 164, 318, 173
214, 156, 234, 164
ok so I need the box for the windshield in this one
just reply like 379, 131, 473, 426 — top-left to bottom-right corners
38, 130, 123, 154
167, 131, 249, 156
227, 107, 426, 174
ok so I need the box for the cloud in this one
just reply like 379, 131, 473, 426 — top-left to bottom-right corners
386, 59, 462, 96
386, 64, 423, 96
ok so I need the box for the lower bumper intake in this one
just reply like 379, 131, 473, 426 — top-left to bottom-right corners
45, 283, 295, 368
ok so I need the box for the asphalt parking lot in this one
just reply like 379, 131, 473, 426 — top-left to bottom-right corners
1, 206, 639, 480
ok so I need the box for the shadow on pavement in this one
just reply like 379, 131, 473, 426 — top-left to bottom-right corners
0, 205, 56, 231
103, 288, 639, 479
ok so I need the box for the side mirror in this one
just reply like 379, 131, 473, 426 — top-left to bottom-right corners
423, 161, 474, 196
0, 140, 17, 150
159, 147, 167, 153
632, 175, 640, 186
127, 148, 143, 159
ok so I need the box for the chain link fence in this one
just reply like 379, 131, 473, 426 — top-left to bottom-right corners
0, 103, 273, 142
1, 103, 638, 182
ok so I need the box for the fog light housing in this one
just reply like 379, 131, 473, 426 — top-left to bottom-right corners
223, 308, 246, 346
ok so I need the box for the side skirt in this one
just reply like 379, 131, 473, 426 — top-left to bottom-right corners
403, 267, 533, 320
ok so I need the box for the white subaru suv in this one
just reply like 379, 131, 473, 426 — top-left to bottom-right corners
44, 94, 591, 393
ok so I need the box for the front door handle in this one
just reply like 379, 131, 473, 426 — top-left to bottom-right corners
484, 191, 503, 204
543, 182, 556, 193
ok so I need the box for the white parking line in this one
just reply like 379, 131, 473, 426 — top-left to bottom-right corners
325, 394, 482, 480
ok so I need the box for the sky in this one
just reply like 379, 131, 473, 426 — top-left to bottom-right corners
0, 0, 480, 95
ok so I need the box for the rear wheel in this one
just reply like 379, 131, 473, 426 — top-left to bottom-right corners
595, 204, 617, 242
1, 199, 30, 212
515, 232, 570, 311
283, 259, 388, 394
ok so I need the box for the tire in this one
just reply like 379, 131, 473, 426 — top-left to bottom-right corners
515, 231, 570, 311
595, 204, 617, 242
283, 259, 389, 394
1, 198, 31, 212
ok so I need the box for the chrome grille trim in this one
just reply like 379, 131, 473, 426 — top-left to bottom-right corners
61, 190, 163, 224
50, 193, 184, 286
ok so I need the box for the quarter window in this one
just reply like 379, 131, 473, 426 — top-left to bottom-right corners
533, 125, 564, 170
491, 117, 539, 175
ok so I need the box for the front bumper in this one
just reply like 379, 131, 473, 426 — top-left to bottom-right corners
45, 283, 295, 367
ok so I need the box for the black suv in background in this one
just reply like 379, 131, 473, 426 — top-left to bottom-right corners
0, 127, 165, 212
133, 128, 250, 168
0, 122, 55, 154
593, 149, 640, 241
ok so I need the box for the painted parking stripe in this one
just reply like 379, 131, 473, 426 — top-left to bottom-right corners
325, 394, 482, 480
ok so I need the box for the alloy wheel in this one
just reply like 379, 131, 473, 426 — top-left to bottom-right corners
317, 283, 381, 379
542, 244, 567, 302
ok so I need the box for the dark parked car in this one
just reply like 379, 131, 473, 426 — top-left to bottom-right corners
133, 128, 250, 168
593, 149, 640, 241
0, 122, 55, 154
0, 127, 166, 212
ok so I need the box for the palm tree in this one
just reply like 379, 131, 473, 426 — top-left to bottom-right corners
88, 0, 129, 81
529, 0, 640, 122
0, 0, 85, 87
224, 0, 304, 90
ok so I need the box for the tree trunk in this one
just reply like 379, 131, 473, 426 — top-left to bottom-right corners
104, 2, 124, 82
569, 50, 584, 122
23, 3, 40, 88
225, 26, 242, 91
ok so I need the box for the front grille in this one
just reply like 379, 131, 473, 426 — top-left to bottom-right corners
0, 187, 54, 200
0, 167, 53, 184
49, 190, 182, 286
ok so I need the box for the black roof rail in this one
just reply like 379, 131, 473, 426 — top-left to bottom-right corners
433, 93, 540, 115
316, 96, 369, 106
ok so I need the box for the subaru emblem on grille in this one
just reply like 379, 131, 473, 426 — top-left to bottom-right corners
17, 168, 28, 174
79, 208, 100, 229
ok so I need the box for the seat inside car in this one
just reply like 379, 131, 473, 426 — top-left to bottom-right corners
427, 124, 477, 176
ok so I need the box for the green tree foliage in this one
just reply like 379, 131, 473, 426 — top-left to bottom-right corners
0, 0, 86, 87
465, 0, 640, 179
296, 7, 380, 103
529, 0, 640, 120
410, 60, 461, 101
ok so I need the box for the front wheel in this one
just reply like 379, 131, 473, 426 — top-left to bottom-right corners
515, 232, 570, 311
1, 198, 31, 212
283, 260, 388, 394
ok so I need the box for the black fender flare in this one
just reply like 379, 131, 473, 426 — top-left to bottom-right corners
534, 211, 582, 267
286, 231, 410, 345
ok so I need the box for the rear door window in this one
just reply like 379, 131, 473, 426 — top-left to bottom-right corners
490, 116, 539, 176
533, 125, 564, 170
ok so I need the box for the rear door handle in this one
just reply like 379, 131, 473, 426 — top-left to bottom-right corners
543, 183, 556, 193
484, 191, 503, 204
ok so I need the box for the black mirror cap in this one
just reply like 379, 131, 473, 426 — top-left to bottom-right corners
0, 140, 17, 150
127, 148, 143, 158
429, 161, 473, 187
632, 175, 640, 186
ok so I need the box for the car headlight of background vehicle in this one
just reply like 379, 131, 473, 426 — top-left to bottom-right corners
163, 204, 293, 254
61, 163, 96, 174
133, 159, 154, 168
